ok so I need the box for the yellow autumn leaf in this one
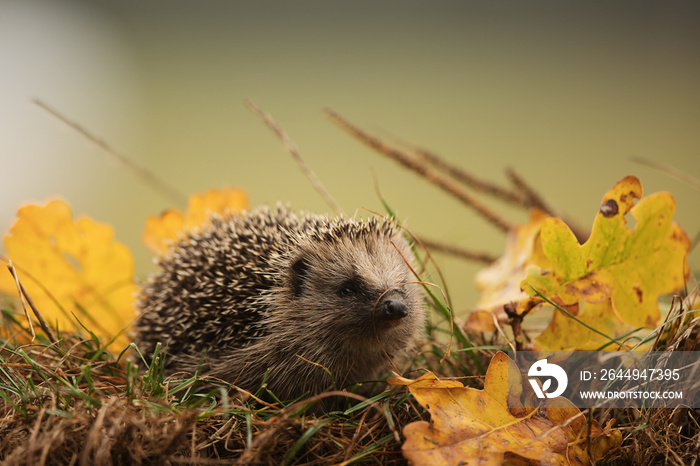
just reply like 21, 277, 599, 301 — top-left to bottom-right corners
462, 310, 497, 333
468, 209, 550, 332
0, 200, 137, 348
533, 300, 641, 351
390, 352, 621, 465
143, 187, 249, 253
523, 176, 690, 351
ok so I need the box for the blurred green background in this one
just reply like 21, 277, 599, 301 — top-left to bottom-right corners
1, 0, 698, 313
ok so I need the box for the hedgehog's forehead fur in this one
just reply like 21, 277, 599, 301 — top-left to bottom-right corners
279, 214, 412, 291
264, 207, 422, 333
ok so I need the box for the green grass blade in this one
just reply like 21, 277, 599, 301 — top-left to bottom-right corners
283, 418, 332, 466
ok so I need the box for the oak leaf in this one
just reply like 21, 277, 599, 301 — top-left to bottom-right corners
462, 310, 497, 333
143, 187, 248, 253
523, 176, 690, 350
467, 209, 549, 332
390, 352, 621, 465
0, 200, 137, 347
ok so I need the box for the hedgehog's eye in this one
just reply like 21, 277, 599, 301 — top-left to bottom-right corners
337, 280, 359, 298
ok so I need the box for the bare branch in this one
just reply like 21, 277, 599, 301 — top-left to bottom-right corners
505, 167, 559, 215
631, 155, 700, 191
505, 167, 588, 242
33, 99, 187, 207
324, 109, 512, 233
246, 100, 343, 215
412, 146, 528, 207
418, 238, 497, 264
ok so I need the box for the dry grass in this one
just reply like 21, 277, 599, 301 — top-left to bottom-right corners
611, 291, 700, 465
2, 283, 699, 464
0, 290, 481, 465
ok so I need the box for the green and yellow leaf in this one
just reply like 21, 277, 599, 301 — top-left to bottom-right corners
523, 176, 690, 350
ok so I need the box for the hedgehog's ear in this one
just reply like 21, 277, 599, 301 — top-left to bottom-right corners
290, 255, 310, 297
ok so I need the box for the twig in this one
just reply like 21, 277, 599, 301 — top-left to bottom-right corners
691, 229, 700, 255
631, 155, 700, 191
632, 155, 700, 254
324, 109, 512, 232
7, 261, 57, 344
503, 302, 525, 351
418, 238, 497, 264
504, 167, 559, 215
246, 99, 343, 215
33, 99, 187, 207
505, 167, 588, 242
412, 146, 528, 206
404, 144, 588, 242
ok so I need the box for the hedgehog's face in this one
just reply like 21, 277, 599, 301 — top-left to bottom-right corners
280, 229, 425, 352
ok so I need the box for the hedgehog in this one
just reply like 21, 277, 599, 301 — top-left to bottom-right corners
134, 205, 426, 401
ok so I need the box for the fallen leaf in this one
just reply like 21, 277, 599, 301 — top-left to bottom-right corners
474, 209, 550, 316
390, 352, 621, 465
0, 200, 137, 347
533, 299, 642, 351
462, 310, 497, 333
143, 187, 248, 253
522, 176, 690, 350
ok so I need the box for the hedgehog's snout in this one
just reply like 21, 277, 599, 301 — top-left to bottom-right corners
382, 298, 408, 321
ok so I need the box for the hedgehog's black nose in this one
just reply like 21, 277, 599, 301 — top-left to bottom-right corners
382, 299, 408, 320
